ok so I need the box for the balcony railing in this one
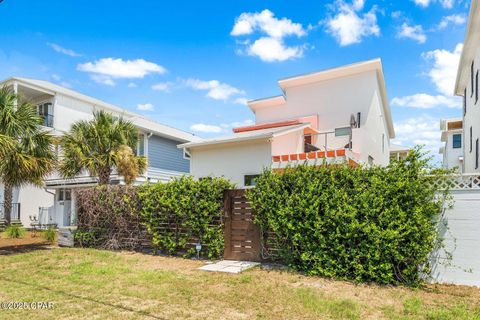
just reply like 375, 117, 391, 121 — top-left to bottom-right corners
0, 203, 21, 221
304, 131, 352, 153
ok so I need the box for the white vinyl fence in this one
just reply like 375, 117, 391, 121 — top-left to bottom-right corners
430, 174, 480, 287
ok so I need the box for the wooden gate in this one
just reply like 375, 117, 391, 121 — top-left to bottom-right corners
223, 189, 261, 261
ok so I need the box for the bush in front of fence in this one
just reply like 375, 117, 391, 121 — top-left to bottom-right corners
75, 185, 146, 250
138, 176, 234, 259
247, 147, 448, 286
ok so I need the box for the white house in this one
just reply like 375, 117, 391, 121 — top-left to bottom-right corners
180, 59, 395, 187
439, 118, 464, 172
390, 144, 410, 162
454, 0, 480, 173
0, 77, 201, 228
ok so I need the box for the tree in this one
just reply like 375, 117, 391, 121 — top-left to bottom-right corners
0, 86, 56, 224
116, 145, 147, 185
59, 110, 146, 185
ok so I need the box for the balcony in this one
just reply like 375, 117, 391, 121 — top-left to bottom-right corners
272, 130, 356, 168
0, 203, 21, 221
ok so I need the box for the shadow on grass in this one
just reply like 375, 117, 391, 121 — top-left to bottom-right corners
0, 243, 52, 256
0, 276, 165, 319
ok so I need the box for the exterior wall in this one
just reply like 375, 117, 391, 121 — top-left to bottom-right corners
442, 132, 464, 172
463, 44, 480, 173
0, 182, 54, 227
271, 130, 304, 155
190, 140, 272, 187
430, 190, 480, 286
254, 71, 391, 166
148, 135, 190, 173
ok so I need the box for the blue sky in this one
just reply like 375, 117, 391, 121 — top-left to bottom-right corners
0, 0, 471, 156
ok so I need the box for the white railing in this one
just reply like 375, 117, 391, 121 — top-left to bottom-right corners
430, 174, 480, 190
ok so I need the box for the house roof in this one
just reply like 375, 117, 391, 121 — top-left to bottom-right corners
389, 144, 410, 153
455, 0, 478, 95
178, 123, 309, 149
1, 77, 201, 143
246, 59, 395, 139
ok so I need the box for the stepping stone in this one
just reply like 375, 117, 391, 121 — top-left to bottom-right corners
198, 260, 260, 274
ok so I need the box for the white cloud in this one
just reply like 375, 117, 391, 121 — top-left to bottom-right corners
184, 78, 245, 101
233, 97, 249, 105
77, 58, 166, 86
438, 14, 466, 29
392, 116, 442, 157
151, 82, 173, 92
191, 119, 254, 134
325, 0, 380, 46
190, 124, 223, 133
423, 43, 463, 96
247, 37, 304, 62
231, 9, 308, 62
412, 0, 455, 8
90, 74, 115, 86
137, 103, 154, 111
231, 9, 306, 39
47, 43, 82, 57
127, 82, 137, 88
398, 23, 427, 44
391, 93, 460, 109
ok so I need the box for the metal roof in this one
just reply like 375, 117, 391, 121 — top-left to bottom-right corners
178, 123, 309, 149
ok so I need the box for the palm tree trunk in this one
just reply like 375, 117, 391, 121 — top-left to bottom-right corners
98, 166, 111, 185
3, 182, 13, 225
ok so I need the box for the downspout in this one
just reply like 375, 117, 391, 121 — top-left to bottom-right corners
145, 132, 153, 182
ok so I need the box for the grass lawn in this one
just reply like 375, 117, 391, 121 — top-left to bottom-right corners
0, 237, 479, 319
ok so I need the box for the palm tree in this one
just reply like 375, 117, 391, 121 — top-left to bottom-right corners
59, 110, 146, 185
0, 86, 56, 224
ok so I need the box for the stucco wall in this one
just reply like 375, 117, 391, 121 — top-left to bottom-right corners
254, 71, 391, 166
442, 132, 464, 172
190, 140, 272, 187
463, 44, 480, 173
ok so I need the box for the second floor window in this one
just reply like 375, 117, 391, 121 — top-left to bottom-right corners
452, 134, 462, 149
35, 102, 54, 127
137, 133, 145, 156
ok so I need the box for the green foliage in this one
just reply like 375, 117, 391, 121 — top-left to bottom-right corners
59, 110, 145, 185
0, 85, 56, 223
5, 225, 26, 239
138, 176, 234, 259
75, 186, 144, 250
247, 147, 448, 286
42, 227, 57, 243
73, 230, 97, 247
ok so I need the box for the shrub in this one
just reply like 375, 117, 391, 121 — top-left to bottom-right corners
5, 225, 26, 239
247, 147, 448, 286
139, 176, 234, 259
42, 227, 56, 243
75, 186, 145, 250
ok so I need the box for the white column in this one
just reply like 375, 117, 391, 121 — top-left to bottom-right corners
12, 81, 18, 109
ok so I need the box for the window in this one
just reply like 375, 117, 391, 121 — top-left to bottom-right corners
476, 139, 479, 170
452, 134, 462, 149
137, 134, 145, 156
183, 149, 191, 159
368, 156, 374, 166
476, 71, 479, 104
65, 190, 72, 201
470, 127, 473, 153
244, 175, 260, 187
471, 61, 474, 97
335, 127, 352, 137
357, 112, 361, 128
58, 190, 64, 201
464, 88, 467, 116
35, 102, 54, 127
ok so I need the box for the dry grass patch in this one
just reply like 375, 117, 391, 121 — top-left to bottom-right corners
0, 248, 479, 319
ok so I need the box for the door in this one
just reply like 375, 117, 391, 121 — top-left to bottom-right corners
56, 189, 72, 227
223, 189, 261, 261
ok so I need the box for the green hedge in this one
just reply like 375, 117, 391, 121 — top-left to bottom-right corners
247, 148, 447, 286
138, 176, 233, 259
